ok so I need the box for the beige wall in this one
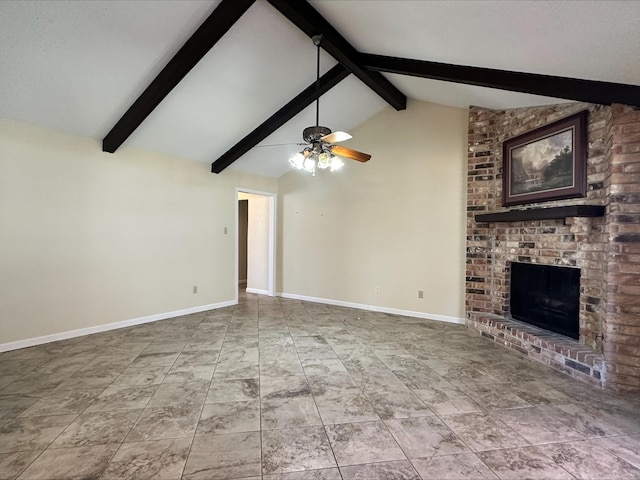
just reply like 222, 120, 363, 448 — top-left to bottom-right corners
0, 119, 276, 345
277, 100, 468, 320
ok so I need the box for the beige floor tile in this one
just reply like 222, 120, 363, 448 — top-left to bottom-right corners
126, 405, 201, 442
0, 450, 41, 479
594, 433, 640, 469
538, 440, 640, 479
51, 409, 140, 448
339, 460, 421, 480
262, 426, 337, 474
441, 412, 529, 452
386, 415, 469, 458
183, 432, 261, 480
478, 446, 574, 479
16, 444, 120, 479
411, 453, 499, 480
207, 377, 260, 403
263, 468, 341, 480
325, 421, 406, 466
197, 400, 260, 435
101, 438, 192, 480
0, 415, 77, 454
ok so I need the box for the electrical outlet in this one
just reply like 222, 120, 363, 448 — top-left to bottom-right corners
418, 290, 424, 299
375, 286, 380, 295
193, 285, 198, 294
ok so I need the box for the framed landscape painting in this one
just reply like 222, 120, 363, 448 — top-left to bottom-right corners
502, 110, 588, 207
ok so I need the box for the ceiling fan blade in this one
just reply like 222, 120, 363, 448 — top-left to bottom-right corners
331, 145, 371, 163
321, 131, 352, 144
256, 142, 307, 148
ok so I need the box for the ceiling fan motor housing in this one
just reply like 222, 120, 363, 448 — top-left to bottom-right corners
303, 125, 331, 143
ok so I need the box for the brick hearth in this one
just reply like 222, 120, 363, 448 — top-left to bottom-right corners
468, 314, 604, 386
466, 102, 640, 392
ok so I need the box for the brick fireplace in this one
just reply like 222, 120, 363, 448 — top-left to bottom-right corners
466, 102, 640, 392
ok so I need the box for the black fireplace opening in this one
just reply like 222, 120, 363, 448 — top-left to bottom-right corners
510, 262, 580, 339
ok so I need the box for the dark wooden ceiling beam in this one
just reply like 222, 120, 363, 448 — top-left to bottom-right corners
266, 0, 406, 111
211, 64, 349, 174
102, 0, 256, 153
360, 53, 640, 107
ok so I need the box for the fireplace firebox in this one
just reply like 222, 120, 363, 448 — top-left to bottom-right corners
510, 262, 580, 339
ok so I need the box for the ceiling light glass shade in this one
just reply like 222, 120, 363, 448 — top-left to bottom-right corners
303, 156, 316, 174
317, 151, 331, 169
289, 152, 305, 169
330, 156, 344, 172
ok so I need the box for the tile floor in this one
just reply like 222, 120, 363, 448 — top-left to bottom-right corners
2, 292, 640, 479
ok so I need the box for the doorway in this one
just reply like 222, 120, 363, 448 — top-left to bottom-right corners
236, 189, 276, 300
238, 199, 248, 289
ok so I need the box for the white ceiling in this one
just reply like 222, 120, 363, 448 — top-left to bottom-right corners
1, 0, 639, 177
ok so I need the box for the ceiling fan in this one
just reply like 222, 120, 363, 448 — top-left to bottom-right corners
288, 34, 372, 175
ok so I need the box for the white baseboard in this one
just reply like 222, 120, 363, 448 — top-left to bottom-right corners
0, 300, 237, 353
245, 288, 269, 295
276, 292, 466, 325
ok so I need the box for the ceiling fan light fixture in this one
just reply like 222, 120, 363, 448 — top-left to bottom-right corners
289, 147, 342, 175
286, 35, 370, 176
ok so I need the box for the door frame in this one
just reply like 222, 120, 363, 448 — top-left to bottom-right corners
235, 187, 276, 302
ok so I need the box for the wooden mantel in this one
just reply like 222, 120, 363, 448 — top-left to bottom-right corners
475, 205, 606, 223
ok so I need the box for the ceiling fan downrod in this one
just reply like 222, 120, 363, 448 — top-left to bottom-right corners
313, 34, 322, 128
303, 34, 330, 143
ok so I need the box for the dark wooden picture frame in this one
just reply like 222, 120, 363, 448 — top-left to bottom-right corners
502, 110, 588, 207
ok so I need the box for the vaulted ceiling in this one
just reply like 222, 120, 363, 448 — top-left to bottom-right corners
1, 0, 639, 177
